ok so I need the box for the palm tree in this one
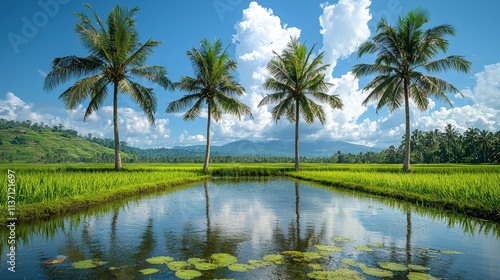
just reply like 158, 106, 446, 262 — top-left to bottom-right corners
464, 127, 480, 162
443, 124, 459, 162
166, 38, 252, 172
258, 37, 343, 170
352, 8, 471, 172
44, 4, 172, 170
477, 129, 494, 163
409, 129, 424, 163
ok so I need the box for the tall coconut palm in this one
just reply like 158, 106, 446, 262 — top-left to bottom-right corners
443, 124, 459, 162
166, 38, 252, 172
43, 4, 172, 170
352, 8, 471, 172
464, 127, 480, 162
258, 37, 343, 170
477, 129, 494, 163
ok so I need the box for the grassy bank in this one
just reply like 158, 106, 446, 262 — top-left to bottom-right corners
0, 164, 208, 225
286, 164, 500, 221
1, 163, 499, 224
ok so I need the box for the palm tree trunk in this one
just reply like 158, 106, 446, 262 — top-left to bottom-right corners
295, 99, 300, 170
113, 82, 122, 170
406, 210, 412, 264
203, 102, 211, 172
403, 80, 411, 172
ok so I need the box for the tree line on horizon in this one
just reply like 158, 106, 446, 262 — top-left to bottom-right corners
41, 4, 471, 171
1, 119, 498, 164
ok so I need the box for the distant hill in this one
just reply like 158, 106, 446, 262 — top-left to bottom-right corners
173, 139, 379, 158
0, 122, 130, 163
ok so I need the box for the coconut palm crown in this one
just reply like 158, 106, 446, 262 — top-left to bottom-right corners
43, 3, 173, 170
352, 8, 471, 172
259, 37, 344, 170
166, 38, 253, 172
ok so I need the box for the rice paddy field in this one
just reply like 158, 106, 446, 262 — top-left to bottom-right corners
1, 163, 499, 224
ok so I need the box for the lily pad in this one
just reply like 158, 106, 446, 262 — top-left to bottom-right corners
378, 262, 408, 271
228, 263, 255, 272
211, 253, 238, 267
341, 258, 363, 267
139, 268, 160, 275
248, 259, 271, 267
438, 250, 463, 255
263, 254, 284, 264
282, 250, 304, 257
146, 256, 174, 264
72, 259, 107, 269
355, 246, 374, 252
167, 261, 190, 271
307, 268, 365, 280
332, 236, 354, 242
308, 263, 323, 270
175, 269, 202, 279
408, 264, 431, 272
360, 266, 393, 278
408, 272, 440, 280
367, 242, 384, 248
194, 262, 219, 271
314, 245, 343, 252
303, 252, 323, 260
187, 258, 205, 265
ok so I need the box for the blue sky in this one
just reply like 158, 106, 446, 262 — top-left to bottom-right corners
1, 0, 499, 149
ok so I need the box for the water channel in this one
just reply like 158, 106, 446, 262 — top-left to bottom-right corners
1, 178, 499, 279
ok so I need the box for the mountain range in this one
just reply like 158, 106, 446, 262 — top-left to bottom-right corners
172, 140, 379, 158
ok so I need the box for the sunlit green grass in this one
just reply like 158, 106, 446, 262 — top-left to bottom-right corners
287, 164, 500, 219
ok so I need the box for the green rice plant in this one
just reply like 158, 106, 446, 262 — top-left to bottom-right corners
288, 165, 500, 220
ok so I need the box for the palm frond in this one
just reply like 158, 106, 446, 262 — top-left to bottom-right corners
120, 78, 157, 124
129, 65, 174, 91
44, 56, 104, 91
165, 93, 204, 114
214, 93, 253, 120
183, 98, 204, 121
58, 73, 107, 109
423, 55, 472, 73
84, 81, 109, 120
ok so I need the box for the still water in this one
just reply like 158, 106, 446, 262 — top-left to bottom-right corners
1, 178, 499, 279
